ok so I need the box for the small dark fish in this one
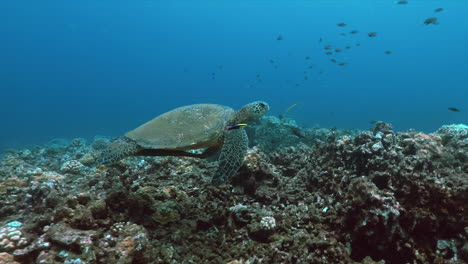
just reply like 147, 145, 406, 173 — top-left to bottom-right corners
319, 37, 323, 43
369, 120, 378, 125
304, 76, 308, 80
325, 51, 333, 55
308, 65, 314, 69
340, 33, 346, 36
305, 56, 310, 60
335, 48, 342, 53
356, 42, 361, 46
368, 32, 377, 37
423, 17, 439, 25
338, 62, 347, 66
324, 45, 333, 50
350, 30, 359, 34
448, 107, 460, 112
345, 46, 351, 49
256, 74, 261, 78
385, 50, 392, 54
330, 59, 337, 63
397, 0, 408, 4
269, 59, 275, 64
277, 34, 283, 40
337, 23, 346, 27
291, 127, 306, 138
434, 8, 444, 13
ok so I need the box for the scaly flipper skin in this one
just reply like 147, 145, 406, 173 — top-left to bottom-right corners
98, 137, 142, 165
211, 128, 248, 185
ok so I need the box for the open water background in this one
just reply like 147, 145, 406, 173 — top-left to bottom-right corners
0, 0, 467, 151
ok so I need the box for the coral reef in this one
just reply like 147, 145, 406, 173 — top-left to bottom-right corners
0, 120, 466, 263
246, 116, 358, 152
0, 222, 28, 253
0, 252, 21, 264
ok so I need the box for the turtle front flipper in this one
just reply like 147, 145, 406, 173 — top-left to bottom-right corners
212, 128, 248, 185
99, 137, 142, 165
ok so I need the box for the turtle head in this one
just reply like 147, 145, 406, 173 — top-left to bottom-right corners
234, 101, 269, 123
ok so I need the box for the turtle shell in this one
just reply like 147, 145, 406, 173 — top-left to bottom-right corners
125, 104, 234, 150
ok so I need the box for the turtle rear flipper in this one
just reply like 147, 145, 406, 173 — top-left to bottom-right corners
99, 137, 141, 165
136, 145, 221, 159
212, 129, 248, 185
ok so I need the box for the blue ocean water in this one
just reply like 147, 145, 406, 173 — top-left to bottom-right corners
1, 0, 467, 151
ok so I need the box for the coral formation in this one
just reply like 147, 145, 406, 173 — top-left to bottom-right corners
0, 120, 466, 263
60, 160, 85, 174
0, 222, 28, 252
0, 252, 21, 264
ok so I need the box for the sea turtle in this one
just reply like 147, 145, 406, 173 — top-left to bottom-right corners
99, 101, 269, 184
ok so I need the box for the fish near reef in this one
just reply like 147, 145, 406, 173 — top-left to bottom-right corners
368, 32, 377, 37
227, 124, 247, 130
324, 45, 333, 50
448, 107, 460, 112
423, 17, 439, 25
291, 127, 306, 138
350, 30, 359, 34
280, 103, 302, 119
434, 8, 444, 13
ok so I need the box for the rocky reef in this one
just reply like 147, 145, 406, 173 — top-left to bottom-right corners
0, 118, 466, 264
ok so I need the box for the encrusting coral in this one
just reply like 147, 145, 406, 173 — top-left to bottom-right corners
0, 122, 466, 263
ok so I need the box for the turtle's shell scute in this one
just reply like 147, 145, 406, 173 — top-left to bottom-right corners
125, 104, 234, 150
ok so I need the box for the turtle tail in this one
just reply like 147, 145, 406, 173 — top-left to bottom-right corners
98, 137, 141, 165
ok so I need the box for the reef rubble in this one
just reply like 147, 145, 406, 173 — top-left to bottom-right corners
0, 118, 466, 264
